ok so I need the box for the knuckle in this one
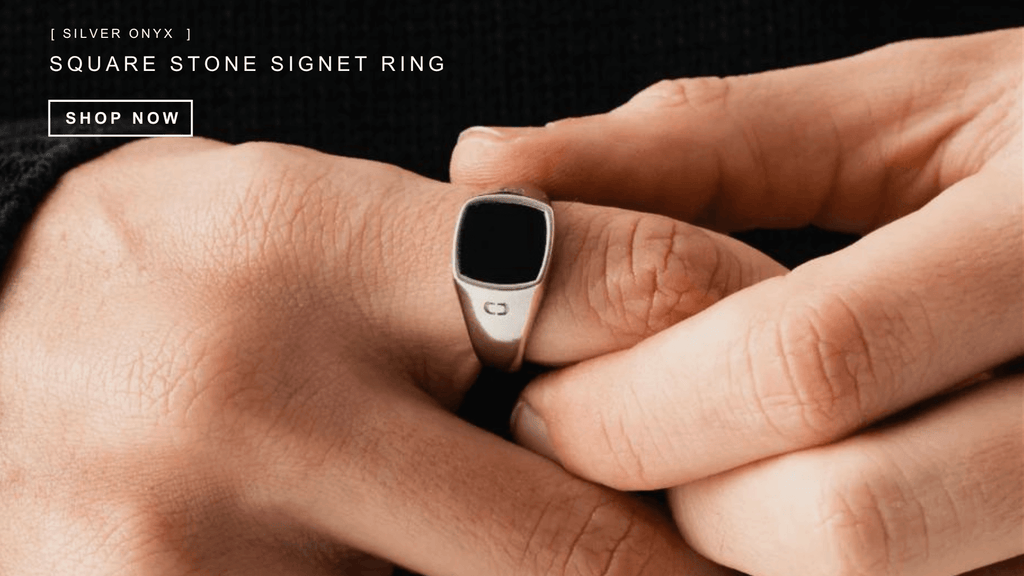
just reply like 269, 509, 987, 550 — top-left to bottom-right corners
516, 492, 665, 576
222, 141, 300, 203
225, 142, 331, 214
213, 143, 338, 282
754, 289, 879, 444
596, 214, 731, 340
227, 142, 321, 221
625, 76, 731, 111
589, 406, 657, 491
228, 140, 296, 175
815, 454, 930, 576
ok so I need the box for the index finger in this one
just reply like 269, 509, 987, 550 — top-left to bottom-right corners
451, 29, 1021, 233
510, 162, 1023, 490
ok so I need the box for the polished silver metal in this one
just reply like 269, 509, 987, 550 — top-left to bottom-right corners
453, 187, 554, 372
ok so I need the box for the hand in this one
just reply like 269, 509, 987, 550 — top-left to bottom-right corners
452, 28, 1023, 576
0, 137, 784, 575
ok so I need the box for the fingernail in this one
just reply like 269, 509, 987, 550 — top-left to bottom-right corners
457, 125, 507, 142
510, 401, 559, 463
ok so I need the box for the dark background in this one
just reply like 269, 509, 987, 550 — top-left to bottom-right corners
2, 1, 1021, 574
4, 1, 1021, 186
4, 0, 1020, 282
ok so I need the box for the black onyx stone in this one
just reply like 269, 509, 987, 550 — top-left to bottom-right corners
458, 201, 547, 284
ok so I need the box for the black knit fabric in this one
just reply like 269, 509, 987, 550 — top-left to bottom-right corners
4, 2, 1022, 179
2, 3, 1021, 270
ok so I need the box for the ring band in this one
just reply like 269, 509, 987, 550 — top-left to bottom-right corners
452, 187, 555, 371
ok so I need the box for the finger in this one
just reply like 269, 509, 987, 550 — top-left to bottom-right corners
526, 201, 785, 365
100, 141, 782, 411
512, 161, 1023, 489
378, 178, 783, 368
269, 149, 784, 397
451, 29, 1021, 232
669, 375, 1024, 576
274, 382, 731, 576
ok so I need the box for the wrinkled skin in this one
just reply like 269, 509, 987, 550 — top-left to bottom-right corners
0, 138, 780, 575
453, 29, 1023, 576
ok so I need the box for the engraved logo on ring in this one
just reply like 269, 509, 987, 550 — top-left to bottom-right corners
484, 302, 508, 315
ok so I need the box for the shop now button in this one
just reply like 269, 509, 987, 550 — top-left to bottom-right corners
48, 99, 193, 137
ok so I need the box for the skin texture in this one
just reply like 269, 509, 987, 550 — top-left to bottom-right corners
0, 137, 792, 575
451, 29, 1024, 576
